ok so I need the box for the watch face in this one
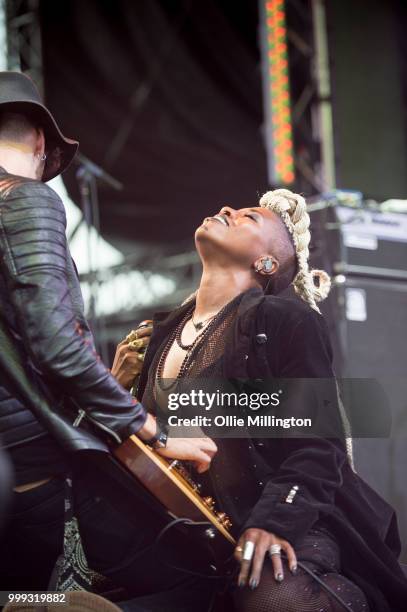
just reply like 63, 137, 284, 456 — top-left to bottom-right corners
155, 431, 168, 449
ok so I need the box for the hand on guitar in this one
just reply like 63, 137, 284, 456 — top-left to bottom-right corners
157, 436, 218, 473
111, 321, 153, 389
138, 413, 217, 473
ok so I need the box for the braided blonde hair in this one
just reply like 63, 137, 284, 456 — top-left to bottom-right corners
259, 188, 331, 313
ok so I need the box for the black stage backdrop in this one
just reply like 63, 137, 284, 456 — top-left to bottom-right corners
39, 0, 267, 248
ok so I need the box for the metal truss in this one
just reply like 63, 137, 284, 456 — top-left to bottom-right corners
79, 250, 201, 341
286, 0, 335, 195
5, 0, 43, 93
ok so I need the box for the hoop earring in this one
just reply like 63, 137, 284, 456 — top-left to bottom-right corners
37, 153, 47, 162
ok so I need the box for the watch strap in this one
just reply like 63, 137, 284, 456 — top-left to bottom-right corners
145, 419, 168, 449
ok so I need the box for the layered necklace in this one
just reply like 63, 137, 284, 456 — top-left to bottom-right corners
155, 304, 227, 390
175, 310, 217, 350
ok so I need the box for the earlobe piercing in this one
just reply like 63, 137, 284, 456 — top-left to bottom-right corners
255, 256, 276, 274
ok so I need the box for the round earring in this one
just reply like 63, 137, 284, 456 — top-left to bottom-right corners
37, 153, 47, 162
255, 256, 275, 274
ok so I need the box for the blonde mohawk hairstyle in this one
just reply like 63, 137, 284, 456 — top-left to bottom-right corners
259, 188, 331, 313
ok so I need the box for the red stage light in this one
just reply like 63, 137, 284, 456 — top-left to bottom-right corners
261, 0, 295, 184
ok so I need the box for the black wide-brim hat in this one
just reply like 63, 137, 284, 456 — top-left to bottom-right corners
0, 71, 78, 182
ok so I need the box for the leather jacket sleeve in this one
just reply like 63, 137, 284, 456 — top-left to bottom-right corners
242, 308, 347, 545
0, 179, 146, 443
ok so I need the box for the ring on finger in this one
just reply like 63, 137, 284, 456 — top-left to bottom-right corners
269, 544, 282, 556
129, 339, 143, 350
137, 352, 145, 362
126, 330, 139, 342
242, 541, 255, 561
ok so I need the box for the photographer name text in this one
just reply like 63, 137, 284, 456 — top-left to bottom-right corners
167, 414, 312, 429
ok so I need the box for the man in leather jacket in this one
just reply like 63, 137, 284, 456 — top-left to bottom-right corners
0, 72, 216, 601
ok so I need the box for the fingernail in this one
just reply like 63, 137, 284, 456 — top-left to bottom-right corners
275, 572, 284, 582
249, 579, 258, 590
291, 565, 297, 575
238, 579, 245, 589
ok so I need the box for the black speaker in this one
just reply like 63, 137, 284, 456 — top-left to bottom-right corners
320, 276, 407, 378
310, 203, 407, 280
312, 223, 407, 562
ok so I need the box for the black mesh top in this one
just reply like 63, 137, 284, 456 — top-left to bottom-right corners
142, 292, 243, 404
141, 293, 267, 532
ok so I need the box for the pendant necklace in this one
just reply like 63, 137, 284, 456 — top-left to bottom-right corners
191, 311, 217, 331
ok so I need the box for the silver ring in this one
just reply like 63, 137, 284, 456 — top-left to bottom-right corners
269, 544, 282, 556
242, 540, 255, 561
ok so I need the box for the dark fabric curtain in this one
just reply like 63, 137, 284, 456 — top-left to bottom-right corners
39, 0, 267, 246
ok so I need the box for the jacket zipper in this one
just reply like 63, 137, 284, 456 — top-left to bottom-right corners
73, 409, 86, 427
72, 407, 121, 444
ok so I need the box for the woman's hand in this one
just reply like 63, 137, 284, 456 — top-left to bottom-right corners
111, 323, 153, 389
235, 528, 297, 589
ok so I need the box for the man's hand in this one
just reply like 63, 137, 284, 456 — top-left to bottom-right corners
234, 528, 297, 589
157, 437, 218, 473
111, 324, 153, 389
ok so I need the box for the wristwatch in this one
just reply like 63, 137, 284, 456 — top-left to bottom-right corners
145, 420, 168, 449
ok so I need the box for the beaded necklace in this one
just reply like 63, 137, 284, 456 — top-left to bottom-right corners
155, 302, 229, 391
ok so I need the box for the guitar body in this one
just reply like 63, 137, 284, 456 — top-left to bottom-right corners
113, 435, 236, 571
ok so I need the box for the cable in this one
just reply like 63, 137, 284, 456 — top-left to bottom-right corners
153, 517, 235, 580
296, 559, 354, 612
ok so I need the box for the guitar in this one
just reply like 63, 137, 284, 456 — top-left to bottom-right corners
113, 434, 236, 568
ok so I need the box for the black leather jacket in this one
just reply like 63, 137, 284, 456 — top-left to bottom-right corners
0, 167, 146, 453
